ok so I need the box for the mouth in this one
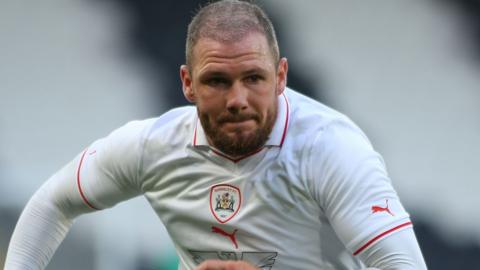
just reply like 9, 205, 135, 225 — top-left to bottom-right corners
222, 119, 256, 131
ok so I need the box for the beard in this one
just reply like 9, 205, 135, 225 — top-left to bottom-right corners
198, 105, 277, 157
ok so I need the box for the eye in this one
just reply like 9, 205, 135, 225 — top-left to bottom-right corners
244, 74, 263, 84
205, 77, 230, 87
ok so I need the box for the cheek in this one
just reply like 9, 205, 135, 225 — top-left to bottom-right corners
197, 99, 222, 124
196, 89, 225, 111
257, 94, 277, 119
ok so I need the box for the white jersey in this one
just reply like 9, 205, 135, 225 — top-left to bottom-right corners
74, 88, 412, 269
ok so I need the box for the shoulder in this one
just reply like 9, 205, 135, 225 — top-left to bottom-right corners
144, 106, 196, 146
284, 88, 355, 135
97, 106, 195, 156
147, 106, 196, 134
283, 88, 371, 151
150, 106, 196, 132
89, 106, 196, 184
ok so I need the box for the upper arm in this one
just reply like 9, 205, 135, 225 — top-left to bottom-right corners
4, 120, 151, 270
47, 120, 147, 217
72, 120, 146, 210
308, 121, 422, 263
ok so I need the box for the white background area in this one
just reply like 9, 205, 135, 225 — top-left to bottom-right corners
1, 0, 479, 269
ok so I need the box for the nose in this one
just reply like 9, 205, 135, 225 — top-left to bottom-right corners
225, 82, 248, 114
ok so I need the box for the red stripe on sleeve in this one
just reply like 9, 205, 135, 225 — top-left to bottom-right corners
353, 221, 413, 256
76, 149, 100, 210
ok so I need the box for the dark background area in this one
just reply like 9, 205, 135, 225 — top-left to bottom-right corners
1, 0, 479, 268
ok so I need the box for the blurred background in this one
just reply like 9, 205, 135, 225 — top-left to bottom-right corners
1, 0, 479, 269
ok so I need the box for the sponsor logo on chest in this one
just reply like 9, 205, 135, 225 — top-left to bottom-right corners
210, 184, 242, 223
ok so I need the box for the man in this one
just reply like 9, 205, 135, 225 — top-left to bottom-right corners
5, 1, 427, 269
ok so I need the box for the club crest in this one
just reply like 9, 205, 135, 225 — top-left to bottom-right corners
210, 184, 241, 223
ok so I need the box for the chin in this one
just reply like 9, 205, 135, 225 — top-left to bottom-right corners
230, 128, 258, 138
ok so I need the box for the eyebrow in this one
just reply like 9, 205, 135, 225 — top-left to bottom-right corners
198, 67, 268, 80
200, 71, 229, 78
241, 68, 268, 76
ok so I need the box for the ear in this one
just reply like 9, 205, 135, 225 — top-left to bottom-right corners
275, 57, 288, 95
180, 65, 196, 103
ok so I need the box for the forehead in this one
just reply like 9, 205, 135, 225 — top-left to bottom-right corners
191, 33, 275, 73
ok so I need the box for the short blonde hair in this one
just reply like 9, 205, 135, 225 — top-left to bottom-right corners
186, 0, 280, 70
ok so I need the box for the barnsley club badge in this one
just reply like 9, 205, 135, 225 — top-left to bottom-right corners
210, 184, 242, 223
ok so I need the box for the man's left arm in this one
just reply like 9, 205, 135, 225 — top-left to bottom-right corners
309, 121, 427, 269
357, 225, 427, 269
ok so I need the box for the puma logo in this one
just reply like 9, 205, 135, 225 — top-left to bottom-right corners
371, 199, 394, 216
212, 226, 238, 249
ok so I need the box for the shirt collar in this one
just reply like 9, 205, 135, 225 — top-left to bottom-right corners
192, 92, 290, 148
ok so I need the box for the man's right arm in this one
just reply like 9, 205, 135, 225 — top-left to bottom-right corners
5, 152, 97, 269
5, 120, 149, 269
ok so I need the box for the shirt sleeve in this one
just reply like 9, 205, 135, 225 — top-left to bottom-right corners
4, 120, 148, 269
308, 120, 417, 258
358, 226, 428, 269
74, 120, 147, 210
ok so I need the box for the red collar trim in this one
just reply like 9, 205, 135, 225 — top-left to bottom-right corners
211, 147, 265, 163
278, 92, 289, 147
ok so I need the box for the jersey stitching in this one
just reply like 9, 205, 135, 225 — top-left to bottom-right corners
306, 126, 330, 211
137, 121, 152, 193
306, 119, 359, 212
